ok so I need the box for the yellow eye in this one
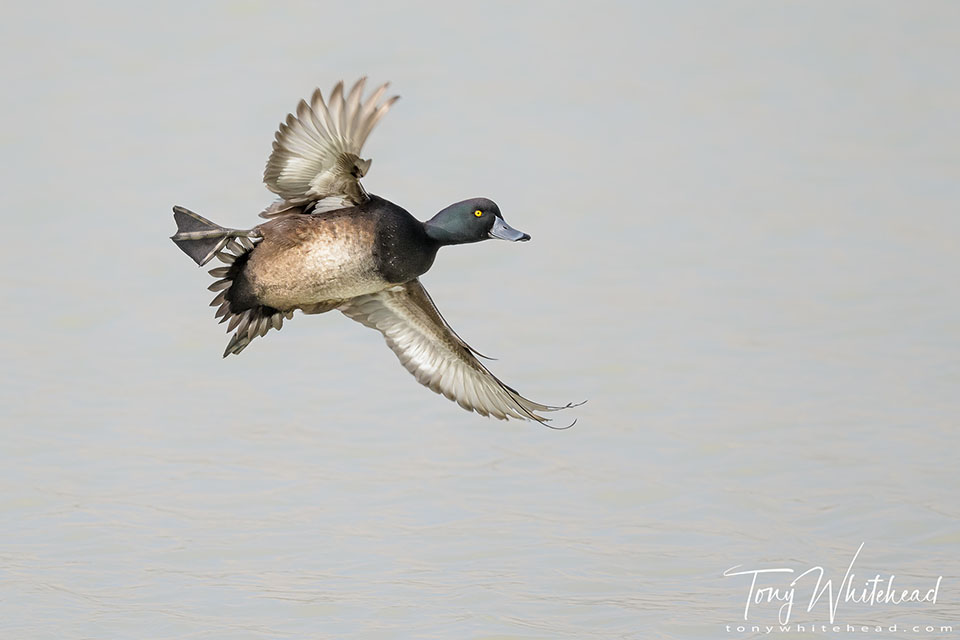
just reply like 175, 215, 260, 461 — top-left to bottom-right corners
474, 210, 483, 217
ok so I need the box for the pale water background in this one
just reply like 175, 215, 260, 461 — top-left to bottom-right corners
1, 2, 958, 638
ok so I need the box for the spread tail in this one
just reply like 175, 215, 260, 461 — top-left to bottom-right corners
206, 244, 293, 358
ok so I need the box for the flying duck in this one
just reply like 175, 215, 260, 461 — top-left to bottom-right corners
171, 79, 578, 426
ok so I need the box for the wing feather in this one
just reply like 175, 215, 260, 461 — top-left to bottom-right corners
328, 81, 344, 133
356, 83, 389, 146
344, 77, 364, 140
339, 280, 577, 424
263, 78, 399, 206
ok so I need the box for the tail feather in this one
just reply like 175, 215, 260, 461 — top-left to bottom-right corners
172, 205, 291, 355
220, 306, 294, 357
204, 239, 291, 357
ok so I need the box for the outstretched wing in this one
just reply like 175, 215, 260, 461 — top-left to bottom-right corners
339, 280, 578, 425
263, 78, 399, 207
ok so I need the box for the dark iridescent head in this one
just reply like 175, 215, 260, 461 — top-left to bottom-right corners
424, 198, 530, 246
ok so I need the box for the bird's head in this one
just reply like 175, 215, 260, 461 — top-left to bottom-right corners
425, 198, 530, 246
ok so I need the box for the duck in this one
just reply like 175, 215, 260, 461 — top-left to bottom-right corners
171, 78, 578, 426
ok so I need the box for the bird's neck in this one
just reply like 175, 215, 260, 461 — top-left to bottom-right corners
423, 219, 477, 246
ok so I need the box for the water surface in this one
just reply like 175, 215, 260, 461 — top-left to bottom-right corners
1, 2, 958, 638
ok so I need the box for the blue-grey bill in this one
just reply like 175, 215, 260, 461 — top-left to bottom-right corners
489, 216, 531, 241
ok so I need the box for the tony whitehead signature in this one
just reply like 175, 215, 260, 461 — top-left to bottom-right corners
723, 543, 943, 624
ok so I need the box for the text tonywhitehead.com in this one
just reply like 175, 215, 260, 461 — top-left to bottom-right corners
725, 624, 953, 634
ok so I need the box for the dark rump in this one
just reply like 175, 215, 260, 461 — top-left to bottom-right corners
222, 252, 262, 314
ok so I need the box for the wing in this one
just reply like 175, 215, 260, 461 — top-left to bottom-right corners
263, 78, 399, 207
339, 280, 577, 425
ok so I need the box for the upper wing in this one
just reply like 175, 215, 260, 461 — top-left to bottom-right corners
263, 78, 399, 207
339, 280, 577, 425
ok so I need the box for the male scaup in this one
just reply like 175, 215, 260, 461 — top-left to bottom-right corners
171, 79, 579, 426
